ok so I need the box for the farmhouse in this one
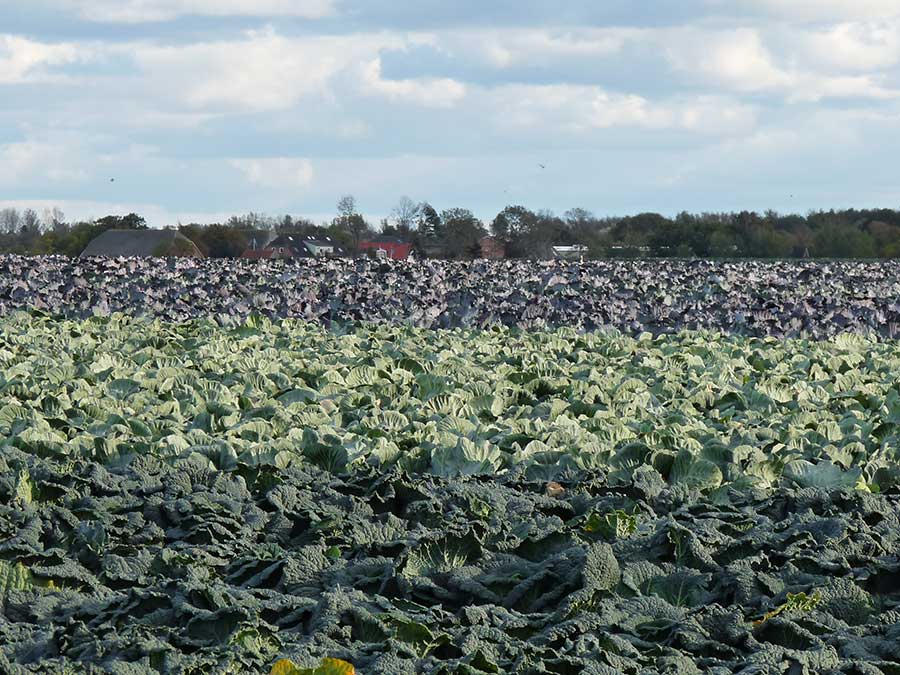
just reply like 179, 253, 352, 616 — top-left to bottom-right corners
241, 234, 347, 259
479, 235, 505, 259
359, 235, 413, 260
80, 229, 203, 258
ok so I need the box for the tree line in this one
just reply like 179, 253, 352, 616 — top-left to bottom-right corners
3, 198, 900, 259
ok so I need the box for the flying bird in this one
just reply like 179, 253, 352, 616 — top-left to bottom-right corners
538, 163, 546, 169
110, 178, 115, 182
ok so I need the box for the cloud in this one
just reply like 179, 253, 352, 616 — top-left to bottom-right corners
485, 84, 757, 136
432, 28, 633, 69
664, 27, 899, 101
130, 30, 351, 112
7, 4, 900, 221
62, 0, 336, 23
0, 34, 85, 84
128, 28, 429, 113
0, 139, 91, 186
230, 157, 315, 190
664, 28, 792, 93
358, 57, 466, 107
797, 20, 900, 71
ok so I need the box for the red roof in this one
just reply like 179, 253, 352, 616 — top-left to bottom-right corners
359, 240, 413, 260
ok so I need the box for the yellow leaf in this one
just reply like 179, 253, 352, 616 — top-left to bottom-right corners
318, 658, 355, 675
270, 659, 301, 675
270, 657, 355, 675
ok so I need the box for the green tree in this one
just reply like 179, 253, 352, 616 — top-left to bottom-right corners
813, 220, 877, 258
417, 203, 442, 239
331, 195, 371, 251
494, 205, 538, 257
441, 208, 485, 259
179, 223, 248, 258
709, 230, 738, 257
491, 212, 510, 240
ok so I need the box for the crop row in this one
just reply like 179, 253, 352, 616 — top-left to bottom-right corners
0, 313, 898, 492
2, 256, 900, 336
3, 447, 899, 674
1, 315, 900, 672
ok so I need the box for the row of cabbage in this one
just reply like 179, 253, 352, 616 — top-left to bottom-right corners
2, 312, 899, 494
2, 255, 900, 336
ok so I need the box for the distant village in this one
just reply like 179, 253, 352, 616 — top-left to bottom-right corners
4, 197, 900, 260
78, 228, 588, 262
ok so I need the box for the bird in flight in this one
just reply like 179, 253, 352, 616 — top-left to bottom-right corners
538, 163, 546, 169
110, 178, 115, 182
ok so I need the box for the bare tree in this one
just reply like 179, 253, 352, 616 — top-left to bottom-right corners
42, 207, 67, 232
336, 195, 356, 221
22, 208, 41, 232
0, 208, 21, 234
390, 196, 420, 237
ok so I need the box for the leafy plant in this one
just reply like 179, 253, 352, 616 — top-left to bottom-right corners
753, 591, 823, 626
581, 509, 638, 539
270, 658, 355, 675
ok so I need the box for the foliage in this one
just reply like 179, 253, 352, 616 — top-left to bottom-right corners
2, 257, 900, 339
1, 313, 900, 672
753, 591, 823, 626
0, 314, 896, 490
440, 208, 486, 259
271, 657, 355, 674
5, 204, 900, 259
179, 223, 248, 258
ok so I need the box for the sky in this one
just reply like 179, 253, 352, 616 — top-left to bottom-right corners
2, 0, 900, 227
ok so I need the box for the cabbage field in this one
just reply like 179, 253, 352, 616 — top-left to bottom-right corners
1, 258, 900, 674
2, 255, 900, 336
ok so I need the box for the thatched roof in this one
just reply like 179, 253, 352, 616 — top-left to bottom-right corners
80, 229, 203, 258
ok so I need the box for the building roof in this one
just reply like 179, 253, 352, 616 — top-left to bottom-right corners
267, 234, 312, 255
359, 238, 413, 260
265, 234, 347, 255
80, 229, 203, 258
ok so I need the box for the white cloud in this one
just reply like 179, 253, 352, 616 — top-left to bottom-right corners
797, 20, 900, 71
487, 84, 757, 136
358, 57, 466, 107
491, 84, 667, 131
0, 140, 91, 186
0, 34, 85, 84
665, 28, 792, 93
664, 27, 899, 101
229, 157, 315, 190
431, 28, 633, 69
129, 28, 418, 113
131, 30, 348, 112
8, 8, 900, 220
63, 0, 335, 23
659, 106, 894, 192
